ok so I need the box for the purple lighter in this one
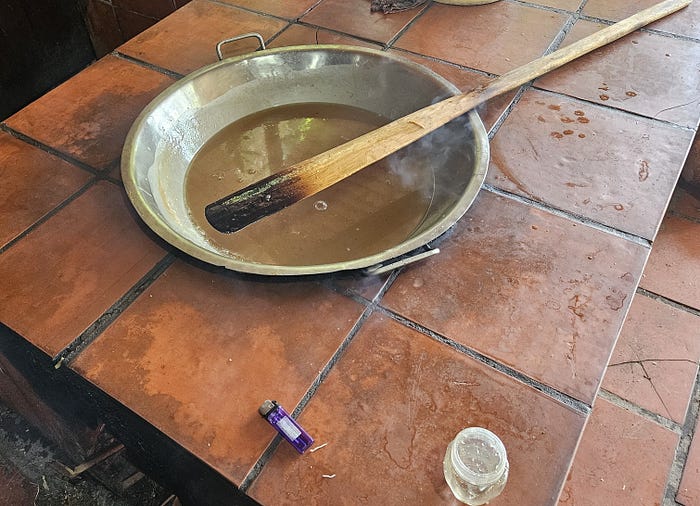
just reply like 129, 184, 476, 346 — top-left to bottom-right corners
259, 400, 314, 454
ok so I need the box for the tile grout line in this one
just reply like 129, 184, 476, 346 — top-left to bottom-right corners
0, 123, 103, 176
53, 254, 176, 367
636, 287, 700, 318
598, 389, 683, 434
385, 1, 434, 49
0, 179, 98, 256
483, 183, 653, 248
663, 365, 700, 505
239, 299, 377, 492
377, 306, 592, 415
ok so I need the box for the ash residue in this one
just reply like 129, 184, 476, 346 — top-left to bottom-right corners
370, 0, 428, 14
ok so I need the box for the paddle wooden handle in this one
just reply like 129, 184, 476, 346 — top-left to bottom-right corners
206, 0, 691, 233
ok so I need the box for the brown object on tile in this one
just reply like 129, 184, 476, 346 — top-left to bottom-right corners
118, 0, 288, 75
602, 293, 700, 424
382, 190, 648, 404
71, 260, 366, 484
487, 89, 693, 240
640, 215, 700, 310
0, 132, 91, 249
249, 313, 586, 505
4, 55, 174, 171
302, 0, 427, 44
395, 2, 569, 75
0, 181, 168, 357
370, 0, 427, 14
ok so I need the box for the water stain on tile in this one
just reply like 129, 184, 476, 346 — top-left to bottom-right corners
5, 56, 174, 170
72, 260, 365, 484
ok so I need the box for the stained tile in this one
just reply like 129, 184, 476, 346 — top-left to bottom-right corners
248, 313, 587, 506
4, 56, 174, 171
0, 132, 91, 249
388, 49, 517, 132
218, 0, 320, 19
678, 414, 700, 505
267, 24, 381, 48
529, 0, 580, 10
536, 21, 700, 129
114, 0, 176, 19
487, 89, 692, 240
640, 215, 700, 310
382, 190, 648, 404
118, 0, 288, 75
559, 397, 678, 506
583, 0, 700, 40
602, 293, 700, 424
394, 3, 568, 75
71, 260, 364, 485
0, 181, 167, 357
301, 0, 427, 44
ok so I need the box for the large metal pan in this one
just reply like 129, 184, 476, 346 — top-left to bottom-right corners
121, 42, 489, 276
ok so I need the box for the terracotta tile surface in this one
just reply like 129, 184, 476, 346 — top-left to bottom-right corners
301, 0, 427, 44
382, 190, 648, 404
388, 49, 517, 132
118, 0, 289, 74
583, 0, 700, 39
487, 89, 693, 240
529, 0, 580, 11
267, 24, 381, 49
640, 215, 700, 310
678, 415, 700, 505
559, 397, 678, 506
249, 313, 587, 506
602, 293, 700, 424
218, 0, 320, 19
0, 181, 167, 357
0, 133, 92, 249
536, 21, 700, 129
4, 56, 174, 171
395, 3, 568, 75
71, 260, 365, 485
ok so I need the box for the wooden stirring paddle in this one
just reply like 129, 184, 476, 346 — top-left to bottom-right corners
206, 0, 691, 234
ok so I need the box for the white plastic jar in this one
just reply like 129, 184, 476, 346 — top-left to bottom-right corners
443, 427, 509, 505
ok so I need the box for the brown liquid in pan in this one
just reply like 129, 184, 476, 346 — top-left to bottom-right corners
185, 103, 435, 266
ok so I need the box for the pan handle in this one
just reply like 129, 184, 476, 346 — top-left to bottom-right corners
216, 33, 266, 60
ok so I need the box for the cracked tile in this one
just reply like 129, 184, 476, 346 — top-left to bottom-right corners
602, 293, 700, 424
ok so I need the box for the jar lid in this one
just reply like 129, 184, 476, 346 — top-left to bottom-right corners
450, 427, 508, 486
